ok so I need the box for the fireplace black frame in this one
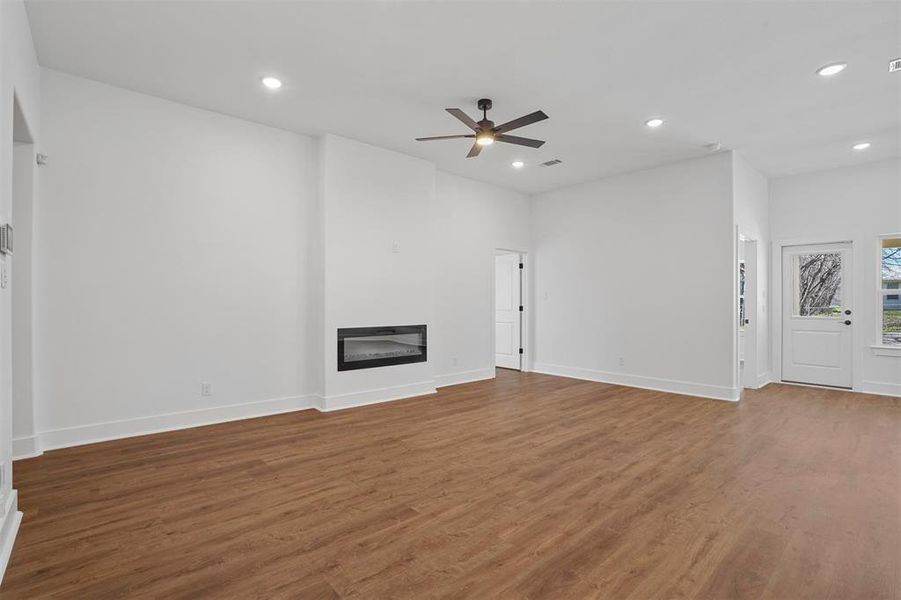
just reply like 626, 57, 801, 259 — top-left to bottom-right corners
337, 325, 427, 371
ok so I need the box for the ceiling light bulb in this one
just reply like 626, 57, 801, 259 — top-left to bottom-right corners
261, 76, 283, 90
512, 161, 524, 169
645, 118, 664, 128
816, 63, 847, 77
476, 133, 494, 146
851, 142, 871, 151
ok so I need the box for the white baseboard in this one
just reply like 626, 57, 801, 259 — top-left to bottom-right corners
15, 377, 461, 454
858, 380, 901, 398
320, 380, 436, 412
11, 436, 40, 461
0, 491, 22, 587
755, 372, 774, 389
434, 368, 494, 388
532, 362, 740, 402
37, 394, 318, 452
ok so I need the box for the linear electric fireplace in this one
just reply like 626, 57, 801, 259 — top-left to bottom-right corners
337, 325, 427, 371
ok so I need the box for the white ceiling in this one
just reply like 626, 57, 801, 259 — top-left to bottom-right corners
25, 0, 901, 194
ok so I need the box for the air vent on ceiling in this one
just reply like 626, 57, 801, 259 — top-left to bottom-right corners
890, 58, 901, 73
540, 159, 563, 167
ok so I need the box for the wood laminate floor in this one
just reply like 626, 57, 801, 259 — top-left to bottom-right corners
2, 370, 899, 599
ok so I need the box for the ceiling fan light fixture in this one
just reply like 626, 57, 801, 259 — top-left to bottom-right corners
816, 62, 847, 77
261, 76, 283, 90
416, 100, 548, 158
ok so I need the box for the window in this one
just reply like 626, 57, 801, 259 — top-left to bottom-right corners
880, 236, 901, 346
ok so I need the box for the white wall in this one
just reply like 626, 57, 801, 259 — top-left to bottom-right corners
770, 158, 901, 396
530, 152, 738, 400
33, 70, 320, 449
433, 172, 530, 386
733, 153, 771, 386
319, 134, 437, 409
28, 77, 534, 437
1, 0, 41, 582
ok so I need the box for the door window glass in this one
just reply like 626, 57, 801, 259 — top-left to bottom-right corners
792, 252, 843, 317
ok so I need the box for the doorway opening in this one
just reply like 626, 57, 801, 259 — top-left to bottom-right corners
494, 250, 523, 371
738, 237, 758, 392
11, 94, 38, 460
780, 242, 853, 389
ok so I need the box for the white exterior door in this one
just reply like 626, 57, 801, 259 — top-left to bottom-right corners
781, 243, 853, 388
495, 253, 521, 370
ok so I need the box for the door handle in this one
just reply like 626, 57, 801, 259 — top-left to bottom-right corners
844, 309, 852, 315
843, 320, 852, 326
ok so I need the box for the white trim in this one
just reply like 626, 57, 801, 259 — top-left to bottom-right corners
37, 394, 317, 452
434, 368, 494, 388
738, 236, 758, 391
11, 376, 480, 454
0, 491, 23, 587
11, 436, 40, 461
532, 362, 740, 402
319, 380, 436, 412
756, 371, 774, 388
859, 380, 901, 397
870, 344, 901, 357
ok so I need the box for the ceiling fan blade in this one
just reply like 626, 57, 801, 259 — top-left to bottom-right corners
416, 134, 475, 141
495, 134, 545, 148
446, 108, 480, 131
466, 142, 483, 158
494, 110, 549, 134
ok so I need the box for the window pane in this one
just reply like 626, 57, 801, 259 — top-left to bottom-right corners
883, 306, 901, 346
793, 252, 843, 317
883, 238, 901, 290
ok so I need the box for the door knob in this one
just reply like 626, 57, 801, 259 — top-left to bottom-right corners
844, 320, 852, 325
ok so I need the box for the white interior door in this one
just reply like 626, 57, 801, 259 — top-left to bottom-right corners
495, 253, 521, 370
781, 243, 852, 388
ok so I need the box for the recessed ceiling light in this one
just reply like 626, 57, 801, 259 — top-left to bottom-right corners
816, 62, 847, 77
512, 161, 524, 169
851, 141, 871, 151
645, 118, 664, 128
261, 76, 283, 90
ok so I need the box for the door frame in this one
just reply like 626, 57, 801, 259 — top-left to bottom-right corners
492, 248, 530, 373
738, 236, 758, 391
772, 236, 857, 389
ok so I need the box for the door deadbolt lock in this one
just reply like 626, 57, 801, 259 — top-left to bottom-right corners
844, 309, 852, 315
843, 320, 852, 326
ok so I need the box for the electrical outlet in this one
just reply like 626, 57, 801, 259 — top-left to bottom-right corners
201, 383, 212, 397
451, 357, 458, 367
0, 262, 8, 289
618, 357, 625, 367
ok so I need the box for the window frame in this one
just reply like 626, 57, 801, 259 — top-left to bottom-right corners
874, 233, 901, 355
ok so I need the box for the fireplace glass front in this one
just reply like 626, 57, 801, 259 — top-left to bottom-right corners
337, 325, 427, 371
